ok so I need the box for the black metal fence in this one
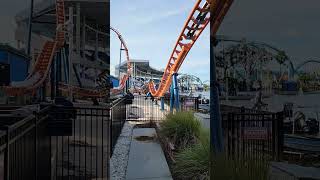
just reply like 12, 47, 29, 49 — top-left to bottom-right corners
49, 105, 110, 179
110, 98, 126, 153
126, 95, 199, 122
0, 104, 112, 180
0, 106, 51, 180
222, 112, 284, 162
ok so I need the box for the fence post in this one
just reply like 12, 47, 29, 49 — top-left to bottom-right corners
4, 126, 10, 180
277, 112, 284, 161
195, 97, 199, 111
110, 106, 113, 155
34, 111, 38, 180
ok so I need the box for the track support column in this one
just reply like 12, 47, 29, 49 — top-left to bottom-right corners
160, 96, 164, 111
172, 73, 180, 111
170, 83, 174, 113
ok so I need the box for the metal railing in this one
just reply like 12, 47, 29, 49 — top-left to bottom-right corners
125, 95, 199, 122
110, 98, 126, 153
0, 106, 51, 180
0, 104, 112, 180
222, 112, 284, 162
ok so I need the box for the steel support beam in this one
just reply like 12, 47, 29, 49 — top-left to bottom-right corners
27, 0, 34, 56
173, 73, 180, 111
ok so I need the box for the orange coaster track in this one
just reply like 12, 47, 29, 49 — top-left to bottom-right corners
148, 0, 234, 97
3, 0, 65, 96
148, 0, 211, 97
109, 26, 131, 92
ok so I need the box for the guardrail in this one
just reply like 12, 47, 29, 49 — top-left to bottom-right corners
110, 98, 126, 154
0, 104, 113, 180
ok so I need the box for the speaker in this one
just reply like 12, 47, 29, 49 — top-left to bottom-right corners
0, 63, 10, 86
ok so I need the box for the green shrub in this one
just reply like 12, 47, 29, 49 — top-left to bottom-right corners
173, 129, 210, 180
211, 154, 269, 180
160, 111, 201, 149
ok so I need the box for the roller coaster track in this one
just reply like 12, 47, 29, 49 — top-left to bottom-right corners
3, 0, 65, 96
109, 26, 131, 92
148, 0, 234, 97
89, 26, 131, 96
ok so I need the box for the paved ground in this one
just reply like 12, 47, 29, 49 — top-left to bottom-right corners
125, 128, 173, 180
194, 112, 210, 129
110, 122, 135, 180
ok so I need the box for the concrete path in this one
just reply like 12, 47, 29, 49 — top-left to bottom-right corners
194, 112, 210, 129
126, 128, 173, 180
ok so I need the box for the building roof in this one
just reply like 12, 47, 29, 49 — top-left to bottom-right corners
116, 59, 164, 76
0, 44, 31, 61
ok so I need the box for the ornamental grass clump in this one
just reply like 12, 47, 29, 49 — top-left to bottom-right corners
160, 111, 201, 149
173, 129, 210, 180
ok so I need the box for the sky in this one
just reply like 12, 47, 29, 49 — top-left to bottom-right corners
1, 0, 319, 82
218, 0, 320, 65
111, 0, 320, 82
0, 0, 46, 48
110, 0, 210, 82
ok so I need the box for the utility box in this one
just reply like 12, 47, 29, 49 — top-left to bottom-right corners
269, 162, 320, 180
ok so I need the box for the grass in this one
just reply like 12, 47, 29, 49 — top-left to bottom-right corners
173, 129, 210, 180
159, 111, 269, 180
160, 111, 201, 149
211, 154, 269, 180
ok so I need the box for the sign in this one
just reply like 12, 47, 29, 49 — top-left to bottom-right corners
242, 127, 268, 140
184, 98, 194, 107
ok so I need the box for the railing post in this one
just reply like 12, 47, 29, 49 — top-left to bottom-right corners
277, 112, 284, 161
34, 111, 38, 180
110, 106, 113, 155
4, 126, 10, 180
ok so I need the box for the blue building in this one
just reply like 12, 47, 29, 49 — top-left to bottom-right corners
110, 75, 119, 87
0, 44, 30, 82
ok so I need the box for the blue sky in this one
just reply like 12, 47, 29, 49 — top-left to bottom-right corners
110, 0, 210, 82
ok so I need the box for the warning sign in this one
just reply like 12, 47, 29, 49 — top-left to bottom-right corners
184, 99, 194, 107
242, 127, 268, 140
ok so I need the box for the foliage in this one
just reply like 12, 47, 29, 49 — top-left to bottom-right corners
211, 154, 269, 180
275, 50, 288, 65
173, 129, 210, 180
160, 111, 201, 149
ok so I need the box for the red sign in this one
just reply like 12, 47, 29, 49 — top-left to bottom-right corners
242, 127, 268, 140
184, 99, 194, 107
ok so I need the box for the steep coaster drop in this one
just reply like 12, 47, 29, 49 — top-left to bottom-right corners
3, 0, 65, 96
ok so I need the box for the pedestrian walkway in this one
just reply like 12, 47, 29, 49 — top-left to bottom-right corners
126, 128, 173, 180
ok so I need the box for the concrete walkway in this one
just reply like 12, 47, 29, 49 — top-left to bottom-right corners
194, 112, 210, 129
126, 128, 173, 180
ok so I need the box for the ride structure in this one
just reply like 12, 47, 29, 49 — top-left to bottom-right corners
109, 26, 132, 93
3, 0, 111, 100
3, 0, 65, 96
148, 0, 211, 98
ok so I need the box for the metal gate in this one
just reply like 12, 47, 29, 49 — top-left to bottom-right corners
49, 105, 110, 179
222, 112, 284, 161
0, 104, 112, 180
